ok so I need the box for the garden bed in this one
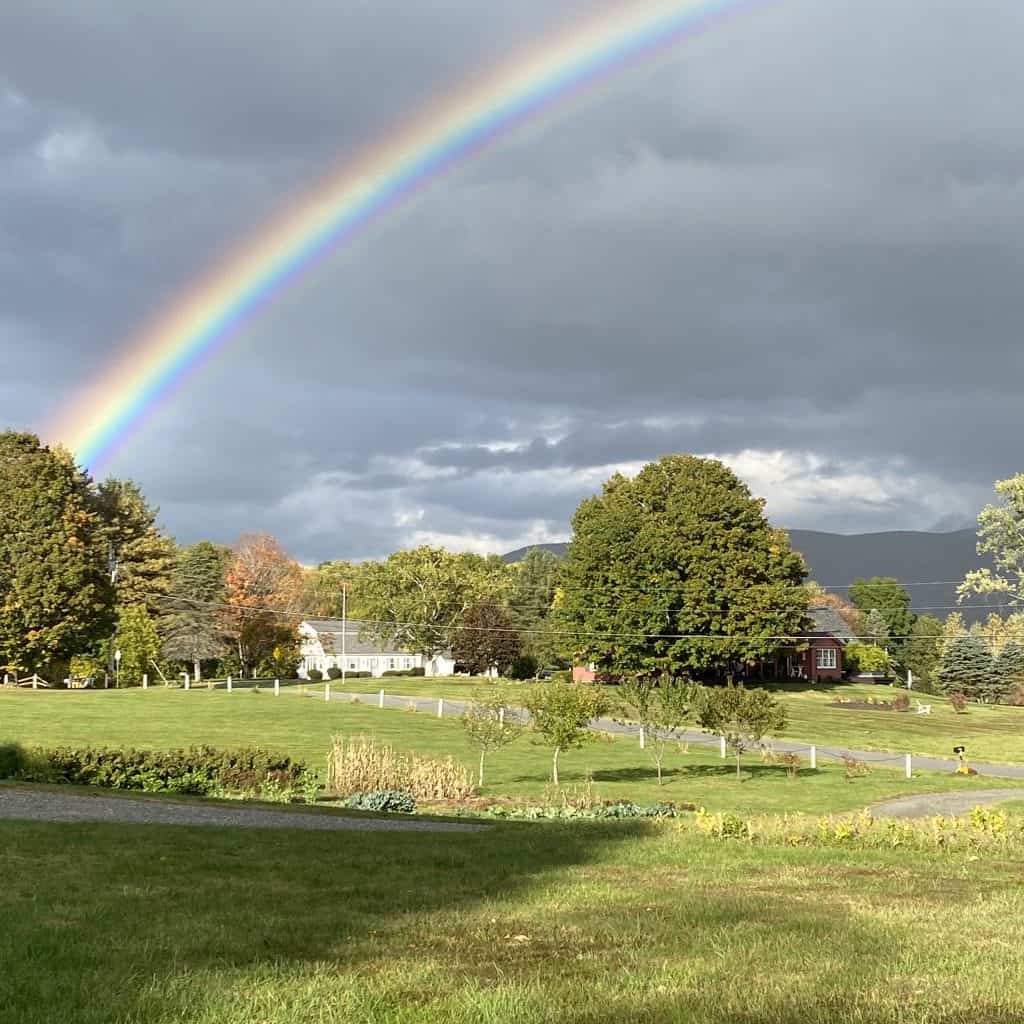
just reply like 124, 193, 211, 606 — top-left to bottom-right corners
828, 700, 908, 712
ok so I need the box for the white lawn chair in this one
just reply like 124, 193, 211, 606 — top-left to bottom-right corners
914, 699, 932, 715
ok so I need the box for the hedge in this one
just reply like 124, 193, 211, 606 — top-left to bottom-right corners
381, 667, 425, 677
0, 743, 310, 797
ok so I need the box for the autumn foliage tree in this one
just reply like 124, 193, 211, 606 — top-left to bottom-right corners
221, 533, 304, 677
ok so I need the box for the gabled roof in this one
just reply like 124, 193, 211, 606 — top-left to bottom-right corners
807, 606, 857, 642
301, 619, 411, 657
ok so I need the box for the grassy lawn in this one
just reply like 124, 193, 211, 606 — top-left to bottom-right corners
1, 688, 1021, 816
334, 676, 1024, 766
3, 817, 1023, 1023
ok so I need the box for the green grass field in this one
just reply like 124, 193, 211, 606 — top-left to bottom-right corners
3, 817, 1023, 1023
337, 676, 1024, 765
1, 688, 1020, 815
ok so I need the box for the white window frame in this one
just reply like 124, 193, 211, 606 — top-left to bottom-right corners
815, 647, 837, 670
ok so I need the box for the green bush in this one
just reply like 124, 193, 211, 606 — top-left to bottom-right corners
326, 667, 344, 680
0, 744, 308, 797
509, 655, 539, 680
487, 802, 690, 821
345, 790, 416, 813
845, 643, 890, 675
306, 669, 323, 682
381, 668, 424, 677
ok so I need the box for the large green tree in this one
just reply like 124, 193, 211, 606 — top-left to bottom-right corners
96, 479, 176, 616
114, 604, 162, 686
994, 641, 1024, 702
557, 456, 808, 678
358, 547, 511, 659
960, 473, 1024, 609
160, 540, 232, 681
848, 577, 915, 660
0, 432, 114, 676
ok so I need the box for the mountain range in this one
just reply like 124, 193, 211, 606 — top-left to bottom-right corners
504, 529, 996, 622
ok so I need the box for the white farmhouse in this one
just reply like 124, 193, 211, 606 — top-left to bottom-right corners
298, 619, 457, 679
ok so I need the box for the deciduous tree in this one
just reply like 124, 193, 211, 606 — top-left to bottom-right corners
508, 547, 563, 670
358, 547, 510, 659
903, 614, 943, 689
450, 598, 521, 676
697, 684, 787, 780
558, 456, 808, 678
461, 690, 522, 786
523, 679, 608, 786
114, 604, 162, 685
617, 676, 696, 784
960, 474, 1024, 609
0, 432, 114, 676
221, 533, 304, 677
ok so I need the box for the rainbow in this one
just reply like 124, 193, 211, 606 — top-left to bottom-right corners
51, 0, 765, 469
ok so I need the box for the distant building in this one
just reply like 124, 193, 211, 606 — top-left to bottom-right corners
298, 619, 457, 679
792, 606, 857, 681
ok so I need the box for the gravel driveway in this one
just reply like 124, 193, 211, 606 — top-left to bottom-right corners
870, 788, 1024, 820
0, 789, 487, 833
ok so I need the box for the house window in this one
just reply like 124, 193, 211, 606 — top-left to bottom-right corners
815, 648, 837, 670
388, 658, 396, 670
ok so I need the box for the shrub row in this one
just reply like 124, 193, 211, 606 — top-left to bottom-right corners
381, 667, 426, 677
0, 743, 312, 798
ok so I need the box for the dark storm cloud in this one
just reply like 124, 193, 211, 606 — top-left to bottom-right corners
2, 0, 1022, 558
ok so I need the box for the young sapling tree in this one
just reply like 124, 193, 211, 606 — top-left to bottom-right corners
461, 690, 521, 787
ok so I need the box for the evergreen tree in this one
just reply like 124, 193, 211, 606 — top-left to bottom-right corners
508, 547, 562, 670
936, 633, 995, 701
96, 479, 176, 616
849, 577, 915, 662
994, 641, 1024, 702
904, 614, 943, 689
160, 541, 232, 681
0, 432, 114, 676
558, 455, 808, 678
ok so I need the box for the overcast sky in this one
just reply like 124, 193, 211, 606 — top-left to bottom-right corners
2, 1, 1022, 562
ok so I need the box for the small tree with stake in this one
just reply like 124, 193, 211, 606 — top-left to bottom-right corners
461, 690, 521, 787
617, 676, 696, 784
697, 684, 787, 780
523, 679, 609, 786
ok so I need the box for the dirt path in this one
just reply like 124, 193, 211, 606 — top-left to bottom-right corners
870, 788, 1023, 820
0, 789, 488, 833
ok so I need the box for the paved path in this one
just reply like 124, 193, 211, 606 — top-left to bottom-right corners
0, 789, 487, 833
870, 788, 1024, 820
319, 689, 1024, 781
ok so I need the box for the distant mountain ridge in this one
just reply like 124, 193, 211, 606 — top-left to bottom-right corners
504, 529, 995, 621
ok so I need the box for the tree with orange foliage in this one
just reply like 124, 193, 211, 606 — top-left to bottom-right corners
805, 581, 864, 636
221, 533, 304, 677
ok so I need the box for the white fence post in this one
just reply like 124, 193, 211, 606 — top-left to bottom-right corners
325, 683, 331, 703
639, 725, 646, 750
720, 735, 726, 758
379, 689, 385, 709
437, 698, 444, 719
905, 753, 912, 779
142, 673, 148, 689
810, 745, 817, 770
227, 676, 232, 694
499, 707, 505, 726
274, 679, 280, 697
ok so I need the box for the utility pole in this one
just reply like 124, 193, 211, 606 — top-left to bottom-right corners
341, 585, 347, 686
107, 543, 119, 687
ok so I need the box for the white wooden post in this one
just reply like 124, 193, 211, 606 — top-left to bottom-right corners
905, 753, 912, 779
639, 725, 646, 750
720, 735, 726, 758
274, 679, 280, 697
32, 674, 39, 690
227, 676, 232, 694
2, 674, 7, 687
810, 745, 817, 770
437, 698, 444, 718
499, 707, 505, 726
379, 689, 385, 709
142, 673, 148, 689
184, 673, 190, 691
325, 683, 331, 702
